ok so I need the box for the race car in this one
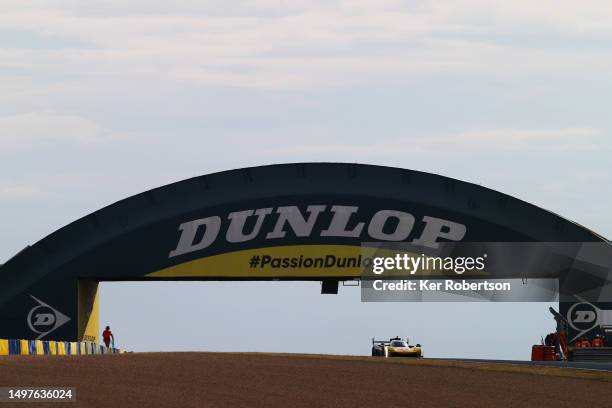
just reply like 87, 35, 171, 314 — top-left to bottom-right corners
371, 337, 423, 358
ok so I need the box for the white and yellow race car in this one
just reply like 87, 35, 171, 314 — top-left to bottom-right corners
371, 337, 423, 358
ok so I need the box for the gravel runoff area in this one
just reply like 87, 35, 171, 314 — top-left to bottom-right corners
0, 352, 611, 408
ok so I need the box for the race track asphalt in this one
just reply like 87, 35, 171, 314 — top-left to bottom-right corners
441, 358, 612, 372
0, 353, 611, 408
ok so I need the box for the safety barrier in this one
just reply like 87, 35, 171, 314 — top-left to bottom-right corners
0, 339, 125, 356
571, 347, 612, 362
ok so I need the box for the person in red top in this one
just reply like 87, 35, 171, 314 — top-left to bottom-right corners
102, 326, 114, 349
592, 334, 604, 348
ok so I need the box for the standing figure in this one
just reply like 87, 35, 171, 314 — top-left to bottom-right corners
102, 326, 114, 349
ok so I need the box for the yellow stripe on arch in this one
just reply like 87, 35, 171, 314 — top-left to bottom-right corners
146, 245, 365, 279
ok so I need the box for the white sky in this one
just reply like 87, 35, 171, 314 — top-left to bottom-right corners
1, 1, 610, 359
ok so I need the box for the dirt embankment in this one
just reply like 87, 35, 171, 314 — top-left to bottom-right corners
0, 353, 610, 408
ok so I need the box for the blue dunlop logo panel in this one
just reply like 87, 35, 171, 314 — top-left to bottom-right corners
27, 296, 71, 340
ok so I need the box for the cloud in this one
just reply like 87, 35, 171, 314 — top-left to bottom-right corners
0, 184, 45, 200
260, 127, 604, 157
0, 1, 612, 91
0, 112, 122, 150
435, 128, 602, 151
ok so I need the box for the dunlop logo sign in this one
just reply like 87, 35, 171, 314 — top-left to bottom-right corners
169, 205, 467, 258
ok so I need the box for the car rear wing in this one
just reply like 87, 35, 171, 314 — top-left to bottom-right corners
372, 337, 403, 346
